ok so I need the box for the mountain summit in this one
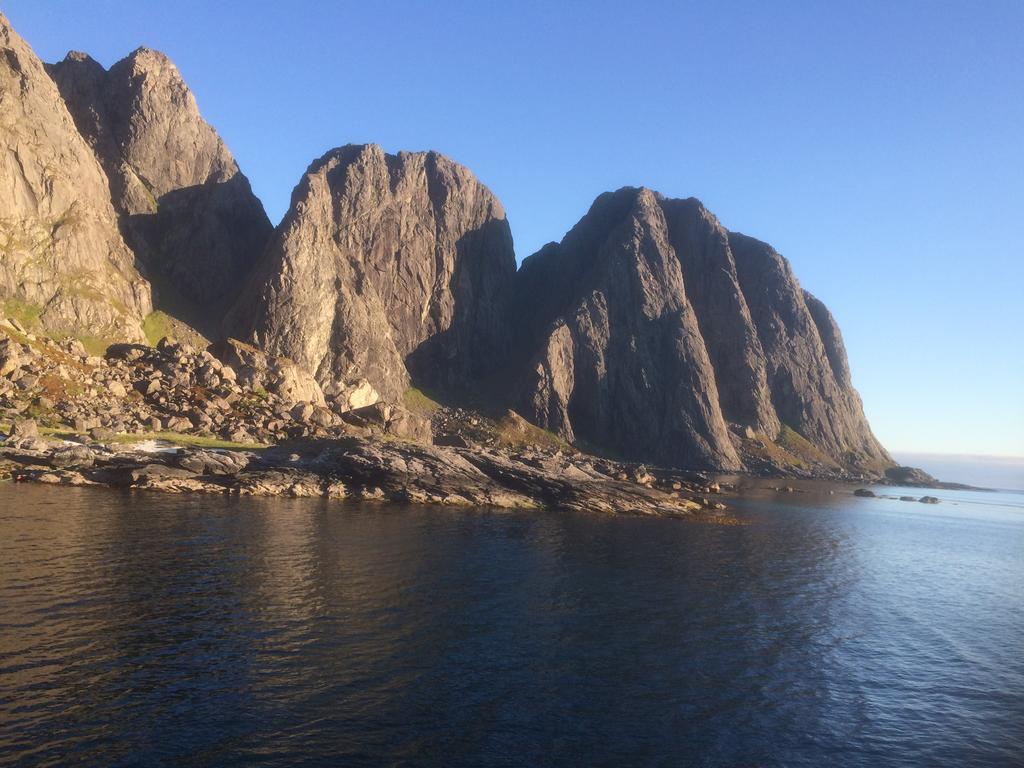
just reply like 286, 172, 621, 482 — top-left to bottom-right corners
48, 44, 271, 333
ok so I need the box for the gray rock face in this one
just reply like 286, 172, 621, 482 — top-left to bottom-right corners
510, 187, 890, 472
510, 188, 742, 470
728, 232, 890, 468
47, 47, 271, 332
0, 14, 151, 340
228, 144, 516, 401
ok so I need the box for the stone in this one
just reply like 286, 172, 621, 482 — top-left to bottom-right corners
8, 419, 39, 440
213, 339, 325, 406
854, 488, 876, 498
105, 343, 150, 362
174, 449, 251, 476
328, 378, 379, 413
919, 496, 940, 504
49, 445, 96, 468
88, 426, 115, 441
0, 337, 23, 377
385, 407, 433, 444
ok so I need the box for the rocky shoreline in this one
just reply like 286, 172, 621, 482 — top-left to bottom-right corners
0, 321, 739, 516
1, 320, 963, 514
0, 429, 733, 517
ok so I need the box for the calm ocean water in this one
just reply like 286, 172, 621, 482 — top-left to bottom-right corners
1, 481, 1021, 767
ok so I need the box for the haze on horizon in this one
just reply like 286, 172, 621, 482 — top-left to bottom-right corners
5, 0, 1021, 458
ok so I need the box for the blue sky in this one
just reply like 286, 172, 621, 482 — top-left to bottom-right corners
6, 0, 1022, 457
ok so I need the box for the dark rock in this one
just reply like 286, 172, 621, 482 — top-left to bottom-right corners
509, 186, 891, 473
919, 496, 940, 504
854, 488, 876, 497
50, 445, 96, 468
174, 449, 251, 476
885, 466, 939, 486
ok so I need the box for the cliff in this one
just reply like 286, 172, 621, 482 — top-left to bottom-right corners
48, 47, 272, 333
509, 187, 891, 472
0, 13, 151, 342
228, 144, 516, 402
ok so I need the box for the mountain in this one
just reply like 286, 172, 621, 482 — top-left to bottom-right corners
47, 46, 272, 334
0, 11, 891, 476
0, 13, 151, 342
228, 144, 516, 402
509, 187, 891, 472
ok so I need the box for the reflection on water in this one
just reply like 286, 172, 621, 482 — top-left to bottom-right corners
1, 483, 1022, 766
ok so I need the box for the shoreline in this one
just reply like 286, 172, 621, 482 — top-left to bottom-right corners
1, 431, 970, 517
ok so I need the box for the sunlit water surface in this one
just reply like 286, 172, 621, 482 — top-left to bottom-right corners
1, 482, 1022, 767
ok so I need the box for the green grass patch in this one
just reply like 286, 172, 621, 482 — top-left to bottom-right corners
112, 431, 269, 451
70, 334, 117, 357
0, 298, 43, 330
402, 387, 441, 416
775, 424, 840, 468
494, 410, 571, 451
143, 311, 208, 349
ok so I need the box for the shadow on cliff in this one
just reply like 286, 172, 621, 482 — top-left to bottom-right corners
404, 218, 519, 413
121, 176, 273, 340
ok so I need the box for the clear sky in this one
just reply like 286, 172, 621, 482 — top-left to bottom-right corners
5, 0, 1022, 457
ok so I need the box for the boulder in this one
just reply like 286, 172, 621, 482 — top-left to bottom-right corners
174, 449, 251, 476
214, 339, 325, 406
49, 445, 96, 468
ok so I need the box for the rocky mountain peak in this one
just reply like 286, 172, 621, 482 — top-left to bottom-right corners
509, 187, 891, 472
48, 42, 272, 333
228, 142, 516, 402
0, 12, 151, 341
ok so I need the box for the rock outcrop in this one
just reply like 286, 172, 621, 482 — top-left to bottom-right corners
228, 144, 516, 401
510, 188, 891, 472
0, 13, 151, 341
47, 46, 272, 332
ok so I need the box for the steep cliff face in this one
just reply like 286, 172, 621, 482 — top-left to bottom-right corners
48, 47, 271, 332
728, 231, 889, 468
511, 188, 742, 470
228, 144, 516, 401
0, 14, 151, 341
511, 187, 890, 471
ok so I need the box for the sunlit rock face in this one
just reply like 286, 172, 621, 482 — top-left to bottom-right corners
228, 143, 516, 401
509, 187, 891, 472
48, 46, 271, 333
0, 13, 151, 341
